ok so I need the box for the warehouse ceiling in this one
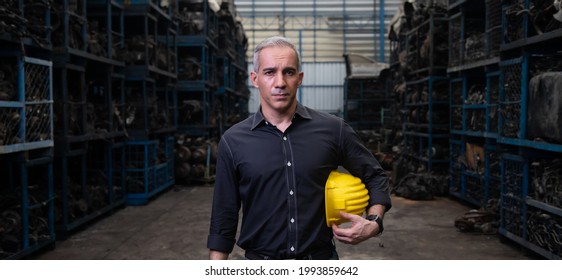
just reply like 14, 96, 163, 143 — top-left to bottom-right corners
233, 0, 402, 63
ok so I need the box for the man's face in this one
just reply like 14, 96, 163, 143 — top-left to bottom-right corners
251, 46, 304, 114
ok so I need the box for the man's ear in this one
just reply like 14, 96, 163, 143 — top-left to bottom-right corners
298, 71, 304, 87
250, 71, 259, 88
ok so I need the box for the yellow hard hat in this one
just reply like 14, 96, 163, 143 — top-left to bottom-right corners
325, 170, 370, 226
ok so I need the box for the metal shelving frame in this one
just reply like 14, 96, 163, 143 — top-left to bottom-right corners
1, 4, 54, 259
175, 0, 219, 137
123, 136, 174, 205
344, 77, 391, 131
456, 0, 562, 259
403, 76, 450, 173
0, 148, 55, 259
50, 0, 130, 239
0, 56, 54, 154
405, 14, 449, 77
446, 0, 507, 210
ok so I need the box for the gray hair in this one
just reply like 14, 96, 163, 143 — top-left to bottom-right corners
253, 36, 301, 72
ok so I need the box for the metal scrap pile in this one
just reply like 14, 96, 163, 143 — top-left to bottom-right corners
504, 0, 562, 43
389, 0, 448, 75
0, 0, 52, 48
527, 71, 562, 144
1, 185, 51, 258
391, 172, 449, 200
454, 207, 499, 234
174, 135, 218, 184
530, 159, 562, 210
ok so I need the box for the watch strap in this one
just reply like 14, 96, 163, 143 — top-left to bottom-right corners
366, 214, 384, 236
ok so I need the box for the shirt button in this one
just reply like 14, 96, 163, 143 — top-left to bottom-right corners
283, 136, 287, 140
290, 190, 294, 195
291, 218, 295, 223
287, 161, 292, 167
291, 246, 295, 252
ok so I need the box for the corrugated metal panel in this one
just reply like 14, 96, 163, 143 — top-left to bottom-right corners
234, 0, 403, 63
302, 62, 346, 86
248, 62, 345, 114
300, 86, 344, 114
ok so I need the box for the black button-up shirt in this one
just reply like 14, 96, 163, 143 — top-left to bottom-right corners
207, 103, 391, 259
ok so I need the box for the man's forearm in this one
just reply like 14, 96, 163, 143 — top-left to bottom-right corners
209, 250, 229, 260
367, 204, 386, 218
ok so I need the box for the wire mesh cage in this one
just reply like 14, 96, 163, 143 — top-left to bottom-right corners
500, 153, 526, 238
486, 72, 500, 134
485, 0, 502, 58
502, 1, 529, 44
499, 56, 525, 139
448, 13, 463, 67
0, 149, 54, 259
526, 206, 562, 258
123, 139, 173, 205
465, 172, 487, 205
0, 56, 53, 153
449, 138, 464, 195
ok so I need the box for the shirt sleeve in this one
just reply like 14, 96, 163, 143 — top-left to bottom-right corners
207, 136, 241, 253
339, 121, 392, 212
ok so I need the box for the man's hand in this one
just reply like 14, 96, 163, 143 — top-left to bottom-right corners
332, 212, 380, 245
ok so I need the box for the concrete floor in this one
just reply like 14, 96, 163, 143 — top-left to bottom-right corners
32, 185, 539, 260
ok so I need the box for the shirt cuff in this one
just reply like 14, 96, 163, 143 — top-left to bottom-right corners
207, 234, 236, 253
368, 191, 392, 212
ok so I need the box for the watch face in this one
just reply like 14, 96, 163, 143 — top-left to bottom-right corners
367, 215, 379, 221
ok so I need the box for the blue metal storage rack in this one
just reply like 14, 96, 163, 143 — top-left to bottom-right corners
123, 137, 174, 205
49, 0, 130, 239
215, 2, 250, 132
122, 0, 177, 140
405, 14, 449, 78
498, 150, 562, 259
54, 139, 127, 238
394, 6, 450, 189
445, 0, 562, 258
122, 1, 178, 79
0, 56, 54, 153
344, 77, 391, 131
0, 54, 54, 259
446, 0, 504, 209
118, 1, 177, 203
403, 76, 450, 173
0, 1, 52, 51
175, 0, 219, 137
0, 149, 55, 259
494, 0, 562, 258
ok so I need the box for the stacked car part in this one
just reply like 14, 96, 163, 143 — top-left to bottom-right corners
447, 0, 501, 212
1, 0, 248, 258
389, 0, 561, 258
173, 0, 248, 184
0, 1, 55, 258
389, 0, 450, 193
445, 0, 562, 259
50, 0, 129, 239
121, 0, 177, 205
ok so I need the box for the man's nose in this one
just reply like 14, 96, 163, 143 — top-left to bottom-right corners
274, 73, 286, 88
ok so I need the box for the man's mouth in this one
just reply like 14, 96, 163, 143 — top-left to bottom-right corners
271, 90, 287, 96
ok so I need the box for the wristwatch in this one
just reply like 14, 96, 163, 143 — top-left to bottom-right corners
366, 214, 384, 236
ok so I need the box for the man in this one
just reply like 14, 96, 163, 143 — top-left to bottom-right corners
207, 36, 391, 260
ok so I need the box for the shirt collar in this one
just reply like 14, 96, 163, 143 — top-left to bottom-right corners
251, 103, 312, 130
